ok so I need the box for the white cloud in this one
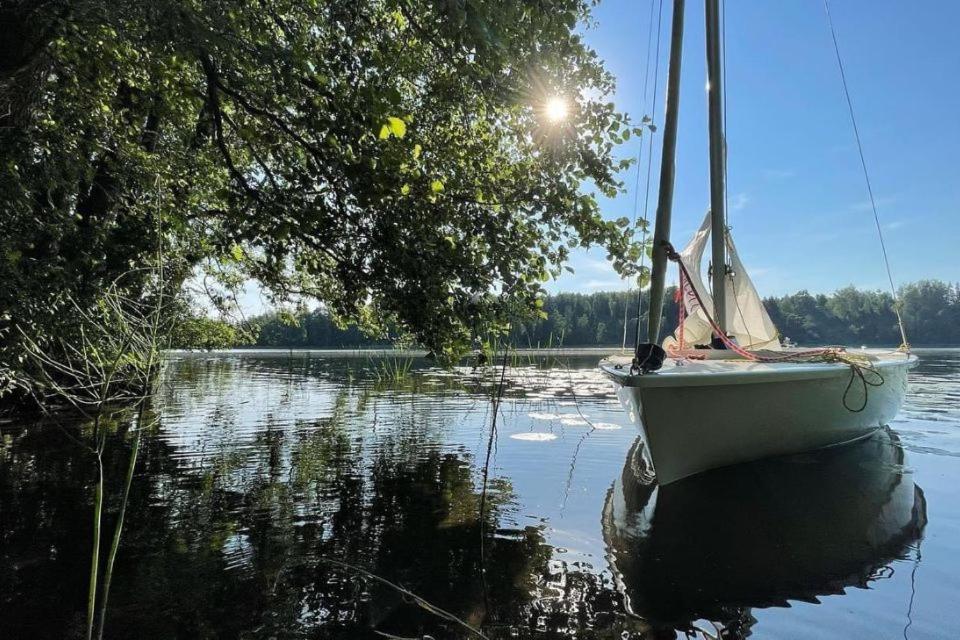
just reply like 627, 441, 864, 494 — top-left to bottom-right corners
583, 279, 627, 290
582, 258, 612, 272
730, 192, 750, 211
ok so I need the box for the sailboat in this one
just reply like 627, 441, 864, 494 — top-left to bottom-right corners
599, 0, 916, 484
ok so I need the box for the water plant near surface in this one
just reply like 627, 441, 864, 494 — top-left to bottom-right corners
371, 354, 415, 384
16, 268, 173, 640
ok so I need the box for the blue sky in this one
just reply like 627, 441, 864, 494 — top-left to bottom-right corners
552, 0, 960, 296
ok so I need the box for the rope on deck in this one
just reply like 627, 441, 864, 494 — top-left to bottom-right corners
664, 242, 886, 411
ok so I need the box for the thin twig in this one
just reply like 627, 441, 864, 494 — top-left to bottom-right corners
317, 557, 490, 640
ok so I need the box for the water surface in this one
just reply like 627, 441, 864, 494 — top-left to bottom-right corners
2, 349, 958, 638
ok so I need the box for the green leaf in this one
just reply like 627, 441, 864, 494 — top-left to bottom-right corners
378, 117, 408, 140
390, 9, 407, 29
401, 184, 411, 195
230, 245, 244, 261
412, 144, 422, 160
430, 179, 444, 193
387, 116, 407, 138
637, 269, 651, 288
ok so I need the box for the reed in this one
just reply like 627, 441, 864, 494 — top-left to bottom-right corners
370, 351, 415, 384
17, 266, 172, 640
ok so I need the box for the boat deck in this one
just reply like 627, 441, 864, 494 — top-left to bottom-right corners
600, 348, 916, 388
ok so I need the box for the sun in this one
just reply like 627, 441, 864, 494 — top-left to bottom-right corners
544, 96, 569, 123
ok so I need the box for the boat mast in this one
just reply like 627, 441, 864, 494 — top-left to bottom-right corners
705, 0, 727, 336
646, 0, 686, 344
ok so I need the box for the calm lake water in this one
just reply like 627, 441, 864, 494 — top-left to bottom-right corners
2, 349, 959, 639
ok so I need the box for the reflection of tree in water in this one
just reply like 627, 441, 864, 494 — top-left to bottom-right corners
2, 354, 651, 639
1, 407, 634, 639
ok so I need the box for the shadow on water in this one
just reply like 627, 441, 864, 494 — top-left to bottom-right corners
603, 427, 927, 637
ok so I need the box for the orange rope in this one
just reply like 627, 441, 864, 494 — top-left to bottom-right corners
675, 271, 686, 350
662, 241, 885, 412
664, 243, 842, 363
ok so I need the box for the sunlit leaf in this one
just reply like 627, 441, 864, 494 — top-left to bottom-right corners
387, 116, 407, 138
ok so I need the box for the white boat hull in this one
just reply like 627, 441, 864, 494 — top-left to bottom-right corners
600, 350, 916, 484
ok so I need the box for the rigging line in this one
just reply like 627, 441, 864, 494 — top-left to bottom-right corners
725, 245, 757, 347
641, 0, 659, 108
718, 0, 756, 349
717, 1, 761, 349
622, 0, 662, 351
823, 0, 910, 349
633, 0, 666, 351
718, 0, 753, 343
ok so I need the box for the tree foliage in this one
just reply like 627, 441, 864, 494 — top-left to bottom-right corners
1, 0, 646, 383
170, 315, 252, 351
247, 281, 960, 349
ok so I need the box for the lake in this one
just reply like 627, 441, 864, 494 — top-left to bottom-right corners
2, 349, 958, 639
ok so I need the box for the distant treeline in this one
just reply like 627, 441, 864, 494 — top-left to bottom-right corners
213, 280, 960, 350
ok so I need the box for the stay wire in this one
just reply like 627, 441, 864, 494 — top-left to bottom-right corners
622, 0, 662, 351
631, 0, 666, 353
822, 0, 909, 349
719, 0, 755, 347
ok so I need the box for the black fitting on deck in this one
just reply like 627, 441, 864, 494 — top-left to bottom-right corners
633, 343, 666, 373
710, 334, 728, 350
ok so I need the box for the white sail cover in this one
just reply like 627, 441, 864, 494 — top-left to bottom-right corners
663, 212, 781, 351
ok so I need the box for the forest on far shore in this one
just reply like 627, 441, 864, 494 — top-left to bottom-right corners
175, 280, 960, 350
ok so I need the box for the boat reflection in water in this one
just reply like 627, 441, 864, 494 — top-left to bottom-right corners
602, 427, 927, 636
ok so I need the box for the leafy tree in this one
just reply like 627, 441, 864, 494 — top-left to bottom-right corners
824, 286, 898, 345
1, 0, 646, 394
171, 315, 252, 351
899, 280, 960, 346
251, 281, 960, 349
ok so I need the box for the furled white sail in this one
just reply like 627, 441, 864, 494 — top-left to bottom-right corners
663, 212, 781, 351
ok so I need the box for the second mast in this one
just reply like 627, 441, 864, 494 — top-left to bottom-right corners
705, 0, 728, 337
